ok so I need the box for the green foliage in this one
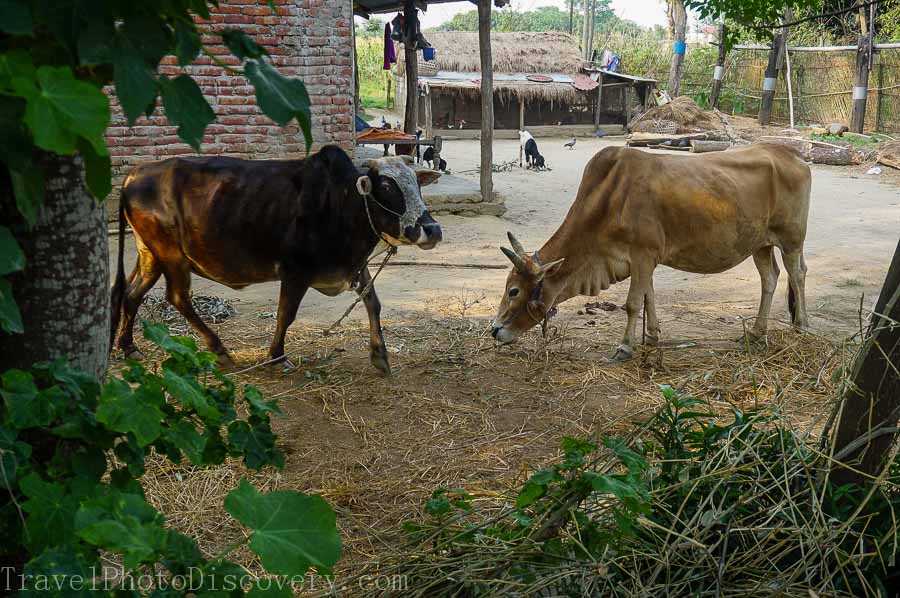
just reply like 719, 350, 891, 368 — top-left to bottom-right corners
0, 226, 25, 333
0, 323, 340, 595
809, 132, 881, 147
1, 2, 315, 337
397, 386, 900, 596
434, 4, 640, 36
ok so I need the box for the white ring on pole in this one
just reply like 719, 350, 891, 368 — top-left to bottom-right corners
713, 66, 724, 81
852, 86, 868, 100
763, 77, 777, 91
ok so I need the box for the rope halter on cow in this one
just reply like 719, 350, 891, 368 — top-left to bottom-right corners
499, 233, 564, 338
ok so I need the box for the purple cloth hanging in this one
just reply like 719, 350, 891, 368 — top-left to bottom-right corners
383, 23, 396, 70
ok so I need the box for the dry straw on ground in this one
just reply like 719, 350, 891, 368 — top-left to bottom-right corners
128, 291, 866, 594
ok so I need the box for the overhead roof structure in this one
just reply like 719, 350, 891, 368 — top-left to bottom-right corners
354, 0, 508, 18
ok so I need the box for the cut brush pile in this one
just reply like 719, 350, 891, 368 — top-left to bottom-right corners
338, 386, 900, 598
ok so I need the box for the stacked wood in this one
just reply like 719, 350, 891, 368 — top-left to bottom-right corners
626, 132, 709, 147
878, 141, 900, 170
809, 145, 854, 165
690, 140, 731, 153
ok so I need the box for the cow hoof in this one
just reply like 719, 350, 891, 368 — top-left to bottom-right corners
645, 334, 659, 347
215, 352, 234, 367
611, 345, 634, 362
371, 355, 392, 377
122, 347, 144, 361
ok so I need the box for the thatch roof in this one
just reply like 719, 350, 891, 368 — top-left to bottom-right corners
400, 31, 583, 75
396, 31, 585, 102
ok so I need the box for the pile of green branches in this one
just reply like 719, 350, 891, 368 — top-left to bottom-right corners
343, 387, 899, 597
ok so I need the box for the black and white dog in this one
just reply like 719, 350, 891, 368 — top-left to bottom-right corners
422, 146, 448, 172
519, 130, 546, 170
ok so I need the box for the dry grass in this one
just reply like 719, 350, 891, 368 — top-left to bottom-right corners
630, 96, 726, 134
129, 293, 852, 591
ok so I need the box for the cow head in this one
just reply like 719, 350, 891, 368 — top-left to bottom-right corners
491, 232, 564, 344
356, 156, 443, 249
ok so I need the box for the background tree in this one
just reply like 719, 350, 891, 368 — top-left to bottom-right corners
666, 0, 688, 96
0, 0, 313, 380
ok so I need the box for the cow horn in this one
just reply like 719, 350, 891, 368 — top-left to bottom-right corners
507, 232, 527, 257
501, 246, 527, 273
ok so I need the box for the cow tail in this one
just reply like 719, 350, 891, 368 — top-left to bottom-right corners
109, 191, 127, 353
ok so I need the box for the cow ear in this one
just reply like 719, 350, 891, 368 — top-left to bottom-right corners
540, 258, 565, 278
356, 175, 373, 196
415, 167, 441, 187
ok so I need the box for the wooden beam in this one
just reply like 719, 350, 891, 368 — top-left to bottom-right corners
403, 0, 418, 134
478, 0, 493, 204
593, 75, 603, 132
518, 98, 525, 167
424, 86, 433, 139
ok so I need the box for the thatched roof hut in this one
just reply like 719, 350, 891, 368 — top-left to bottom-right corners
396, 31, 586, 103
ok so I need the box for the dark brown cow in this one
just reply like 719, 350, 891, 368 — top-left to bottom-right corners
110, 146, 441, 375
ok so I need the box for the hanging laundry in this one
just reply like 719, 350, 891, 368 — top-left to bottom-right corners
383, 22, 396, 70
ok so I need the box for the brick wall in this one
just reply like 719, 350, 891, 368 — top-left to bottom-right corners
105, 0, 354, 189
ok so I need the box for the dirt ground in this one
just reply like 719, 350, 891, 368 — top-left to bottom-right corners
111, 136, 900, 581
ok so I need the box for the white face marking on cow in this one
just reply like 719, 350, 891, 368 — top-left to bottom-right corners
370, 158, 427, 232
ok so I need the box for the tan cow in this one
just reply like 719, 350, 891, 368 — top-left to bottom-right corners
491, 144, 811, 360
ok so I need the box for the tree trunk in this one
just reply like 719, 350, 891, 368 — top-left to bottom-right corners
759, 31, 785, 126
832, 239, 900, 485
667, 0, 687, 97
568, 0, 574, 34
710, 23, 727, 109
0, 153, 109, 380
478, 0, 494, 204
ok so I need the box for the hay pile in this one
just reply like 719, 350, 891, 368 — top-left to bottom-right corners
630, 96, 725, 134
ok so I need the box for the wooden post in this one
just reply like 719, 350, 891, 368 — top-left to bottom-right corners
710, 23, 727, 109
402, 0, 418, 134
850, 33, 872, 133
593, 76, 603, 132
874, 60, 884, 132
424, 86, 433, 140
386, 75, 392, 110
518, 98, 525, 167
667, 0, 687, 97
624, 84, 633, 130
432, 135, 442, 171
832, 239, 900, 485
478, 0, 494, 204
758, 31, 784, 125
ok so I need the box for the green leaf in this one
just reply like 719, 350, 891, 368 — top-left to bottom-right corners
220, 29, 268, 60
75, 492, 167, 569
0, 49, 36, 95
245, 59, 312, 148
228, 418, 284, 471
174, 19, 201, 66
160, 75, 214, 151
121, 14, 172, 65
34, 0, 80, 54
0, 0, 32, 35
0, 226, 25, 276
113, 33, 159, 124
244, 385, 282, 416
20, 473, 81, 552
0, 277, 24, 334
224, 479, 341, 576
22, 544, 96, 598
143, 322, 199, 360
604, 438, 648, 474
516, 479, 547, 508
24, 66, 110, 155
0, 425, 31, 489
77, 138, 111, 200
584, 472, 643, 501
97, 378, 165, 446
9, 161, 45, 226
248, 581, 293, 597
163, 420, 206, 464
0, 369, 55, 428
163, 369, 220, 420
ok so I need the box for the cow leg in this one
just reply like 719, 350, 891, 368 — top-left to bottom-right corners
645, 275, 660, 346
749, 246, 780, 340
614, 258, 655, 361
357, 268, 390, 376
164, 267, 231, 364
117, 250, 161, 359
268, 277, 308, 366
782, 249, 809, 329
